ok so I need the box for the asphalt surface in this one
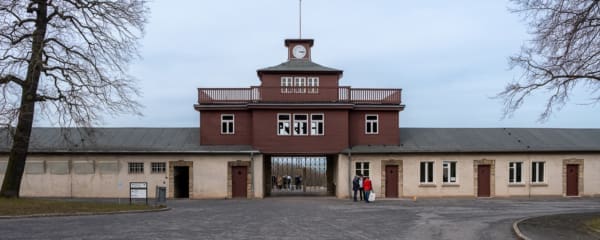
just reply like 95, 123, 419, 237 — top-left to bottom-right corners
1, 197, 600, 240
518, 212, 600, 240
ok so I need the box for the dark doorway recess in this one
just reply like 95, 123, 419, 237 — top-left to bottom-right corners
174, 166, 189, 198
566, 164, 579, 196
477, 165, 491, 197
385, 165, 399, 198
232, 166, 247, 198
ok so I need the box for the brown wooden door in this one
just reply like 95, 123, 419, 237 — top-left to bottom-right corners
385, 165, 399, 198
477, 165, 491, 197
232, 166, 247, 198
566, 164, 579, 196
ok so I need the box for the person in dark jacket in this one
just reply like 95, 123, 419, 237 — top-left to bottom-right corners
352, 175, 360, 202
363, 176, 373, 203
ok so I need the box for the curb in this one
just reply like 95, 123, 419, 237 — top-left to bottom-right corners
512, 217, 532, 240
0, 207, 170, 219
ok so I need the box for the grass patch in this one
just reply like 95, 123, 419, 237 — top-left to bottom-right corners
0, 198, 161, 216
585, 217, 600, 233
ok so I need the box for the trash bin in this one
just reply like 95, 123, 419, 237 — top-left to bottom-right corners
156, 186, 167, 206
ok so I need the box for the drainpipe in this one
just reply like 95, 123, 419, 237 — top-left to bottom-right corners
250, 152, 255, 198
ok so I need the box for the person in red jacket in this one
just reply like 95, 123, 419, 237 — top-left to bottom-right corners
363, 176, 373, 203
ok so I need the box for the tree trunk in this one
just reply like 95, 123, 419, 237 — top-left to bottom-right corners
0, 1, 48, 198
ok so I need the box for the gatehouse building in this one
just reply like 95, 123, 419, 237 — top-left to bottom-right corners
1, 38, 600, 199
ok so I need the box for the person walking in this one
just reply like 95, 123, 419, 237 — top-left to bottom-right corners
363, 176, 372, 203
358, 175, 364, 201
352, 175, 360, 202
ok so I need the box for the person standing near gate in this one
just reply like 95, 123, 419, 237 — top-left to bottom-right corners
363, 176, 372, 203
352, 175, 360, 202
358, 174, 364, 201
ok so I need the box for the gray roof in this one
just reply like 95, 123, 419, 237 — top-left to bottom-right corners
0, 128, 257, 154
347, 128, 600, 153
257, 59, 342, 73
1, 128, 598, 154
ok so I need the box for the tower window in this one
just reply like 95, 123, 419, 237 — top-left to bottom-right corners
281, 77, 293, 93
294, 77, 306, 93
278, 114, 291, 136
293, 114, 308, 135
365, 115, 379, 134
221, 114, 234, 134
307, 77, 319, 94
311, 114, 324, 135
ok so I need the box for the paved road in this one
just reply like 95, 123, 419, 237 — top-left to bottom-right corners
1, 197, 600, 240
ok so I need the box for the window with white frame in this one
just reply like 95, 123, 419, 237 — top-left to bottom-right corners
221, 114, 234, 134
509, 162, 523, 183
365, 115, 379, 134
531, 161, 545, 183
151, 162, 166, 174
355, 162, 370, 177
293, 114, 308, 135
128, 162, 144, 174
420, 161, 434, 183
281, 77, 293, 93
307, 77, 319, 93
442, 161, 457, 183
278, 114, 291, 135
294, 77, 306, 93
310, 114, 324, 135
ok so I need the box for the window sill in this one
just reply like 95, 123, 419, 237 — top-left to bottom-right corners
442, 183, 459, 187
419, 183, 436, 188
508, 183, 526, 187
530, 183, 548, 187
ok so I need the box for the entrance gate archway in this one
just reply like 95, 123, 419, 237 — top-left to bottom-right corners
266, 156, 333, 196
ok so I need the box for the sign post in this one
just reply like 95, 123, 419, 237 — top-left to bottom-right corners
129, 182, 148, 205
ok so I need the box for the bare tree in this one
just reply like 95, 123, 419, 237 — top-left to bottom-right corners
0, 0, 148, 198
499, 0, 600, 120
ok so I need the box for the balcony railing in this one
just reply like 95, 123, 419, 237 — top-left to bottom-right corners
198, 86, 402, 105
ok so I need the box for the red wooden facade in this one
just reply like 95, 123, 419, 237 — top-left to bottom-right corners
195, 39, 405, 154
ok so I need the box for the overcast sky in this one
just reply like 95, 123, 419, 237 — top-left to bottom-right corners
79, 0, 599, 128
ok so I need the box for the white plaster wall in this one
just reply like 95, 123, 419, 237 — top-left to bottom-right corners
253, 154, 264, 198
336, 154, 349, 199
583, 154, 600, 196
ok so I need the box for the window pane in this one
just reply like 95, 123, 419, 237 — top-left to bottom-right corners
450, 162, 456, 179
373, 122, 378, 132
364, 170, 369, 177
366, 123, 372, 133
366, 115, 377, 120
279, 114, 290, 120
228, 122, 234, 132
539, 162, 544, 182
420, 162, 425, 182
222, 115, 233, 120
311, 114, 323, 120
509, 165, 514, 182
516, 163, 522, 182
294, 114, 307, 120
427, 163, 433, 182
222, 122, 227, 132
443, 166, 448, 183
364, 163, 369, 169
532, 163, 537, 182
356, 162, 361, 170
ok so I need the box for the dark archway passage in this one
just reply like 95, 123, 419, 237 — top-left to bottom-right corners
265, 155, 334, 196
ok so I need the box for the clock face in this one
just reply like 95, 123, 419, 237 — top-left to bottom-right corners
292, 45, 307, 59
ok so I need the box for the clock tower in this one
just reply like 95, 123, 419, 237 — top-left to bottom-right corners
285, 39, 313, 60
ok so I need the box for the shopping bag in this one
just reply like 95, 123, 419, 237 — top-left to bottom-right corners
369, 191, 376, 202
